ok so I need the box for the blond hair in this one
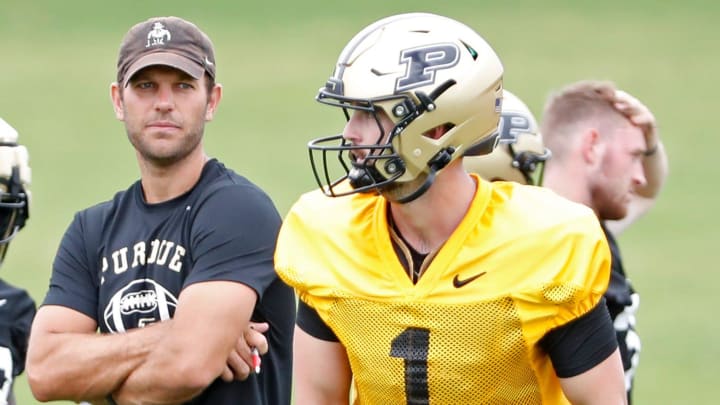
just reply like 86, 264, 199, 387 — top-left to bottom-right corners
540, 80, 628, 160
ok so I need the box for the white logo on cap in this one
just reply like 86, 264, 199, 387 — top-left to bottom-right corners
204, 56, 214, 67
146, 22, 171, 48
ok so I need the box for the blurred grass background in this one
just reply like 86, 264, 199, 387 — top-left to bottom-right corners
1, 0, 717, 403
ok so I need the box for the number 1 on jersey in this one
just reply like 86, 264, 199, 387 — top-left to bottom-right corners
390, 327, 430, 405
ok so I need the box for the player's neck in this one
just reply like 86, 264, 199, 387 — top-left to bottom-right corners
137, 148, 209, 204
389, 163, 476, 254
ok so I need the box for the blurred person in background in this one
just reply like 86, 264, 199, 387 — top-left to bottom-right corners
463, 89, 550, 186
467, 84, 668, 404
0, 117, 36, 405
540, 81, 667, 403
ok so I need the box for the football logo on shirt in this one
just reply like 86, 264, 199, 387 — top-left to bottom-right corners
103, 279, 178, 333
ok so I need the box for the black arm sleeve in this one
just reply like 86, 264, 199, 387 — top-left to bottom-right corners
540, 297, 618, 378
296, 300, 339, 342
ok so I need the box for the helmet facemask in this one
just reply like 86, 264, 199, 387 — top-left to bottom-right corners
0, 119, 31, 268
310, 80, 459, 203
0, 165, 29, 267
506, 133, 551, 186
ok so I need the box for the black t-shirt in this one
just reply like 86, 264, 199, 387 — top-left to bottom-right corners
44, 159, 294, 405
602, 223, 640, 400
0, 279, 36, 403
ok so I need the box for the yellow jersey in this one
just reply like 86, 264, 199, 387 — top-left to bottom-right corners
275, 175, 611, 404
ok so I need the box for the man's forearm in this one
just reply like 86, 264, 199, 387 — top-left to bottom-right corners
27, 322, 170, 402
112, 282, 257, 404
637, 140, 668, 199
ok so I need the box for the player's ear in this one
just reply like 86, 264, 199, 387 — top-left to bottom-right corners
110, 82, 124, 121
580, 127, 603, 165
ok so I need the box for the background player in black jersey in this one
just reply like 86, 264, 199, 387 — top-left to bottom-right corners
275, 12, 627, 404
466, 84, 668, 403
0, 118, 36, 405
26, 16, 294, 405
540, 81, 668, 403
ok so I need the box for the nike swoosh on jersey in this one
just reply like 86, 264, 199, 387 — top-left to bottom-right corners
452, 271, 487, 288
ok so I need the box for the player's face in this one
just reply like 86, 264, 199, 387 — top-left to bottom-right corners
342, 108, 395, 164
592, 123, 647, 220
112, 66, 221, 167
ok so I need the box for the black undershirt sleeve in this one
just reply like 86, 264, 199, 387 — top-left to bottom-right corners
296, 299, 339, 342
540, 297, 619, 378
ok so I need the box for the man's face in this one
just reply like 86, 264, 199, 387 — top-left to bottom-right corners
112, 65, 219, 167
342, 107, 395, 164
591, 122, 647, 220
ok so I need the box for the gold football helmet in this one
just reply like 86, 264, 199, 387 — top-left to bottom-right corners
463, 90, 550, 185
309, 12, 504, 202
0, 118, 31, 266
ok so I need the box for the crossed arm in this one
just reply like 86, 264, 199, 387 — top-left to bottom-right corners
27, 280, 264, 404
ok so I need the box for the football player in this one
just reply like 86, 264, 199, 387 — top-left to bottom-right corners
275, 12, 627, 404
540, 81, 668, 403
0, 117, 36, 405
463, 89, 550, 186
464, 86, 666, 403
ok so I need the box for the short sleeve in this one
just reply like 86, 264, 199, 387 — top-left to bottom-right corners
297, 299, 338, 342
42, 210, 101, 319
540, 297, 618, 377
184, 183, 282, 298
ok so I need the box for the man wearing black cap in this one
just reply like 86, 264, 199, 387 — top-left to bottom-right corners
26, 16, 294, 405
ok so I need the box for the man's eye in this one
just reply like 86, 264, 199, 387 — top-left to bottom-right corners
137, 82, 154, 89
178, 83, 194, 89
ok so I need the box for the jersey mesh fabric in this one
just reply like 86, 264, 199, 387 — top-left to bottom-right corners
276, 176, 611, 405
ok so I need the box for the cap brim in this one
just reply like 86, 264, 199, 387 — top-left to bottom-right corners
123, 52, 204, 86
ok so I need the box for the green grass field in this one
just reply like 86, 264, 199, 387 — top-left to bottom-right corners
1, 0, 717, 403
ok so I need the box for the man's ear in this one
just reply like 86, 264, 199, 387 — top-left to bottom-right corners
205, 83, 223, 121
110, 82, 124, 121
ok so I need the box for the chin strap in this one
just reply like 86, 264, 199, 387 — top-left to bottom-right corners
394, 146, 456, 204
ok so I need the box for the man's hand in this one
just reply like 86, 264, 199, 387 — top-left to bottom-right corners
220, 322, 269, 382
613, 89, 658, 154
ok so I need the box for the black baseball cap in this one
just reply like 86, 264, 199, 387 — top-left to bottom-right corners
117, 16, 216, 86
